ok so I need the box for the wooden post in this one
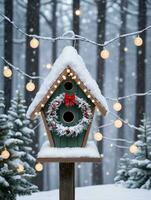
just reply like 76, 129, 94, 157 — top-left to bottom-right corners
59, 163, 75, 200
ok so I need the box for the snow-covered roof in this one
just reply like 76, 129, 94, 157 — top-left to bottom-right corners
37, 141, 100, 159
27, 46, 108, 118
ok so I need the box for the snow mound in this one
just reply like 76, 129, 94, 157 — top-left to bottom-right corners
18, 184, 151, 200
38, 141, 100, 158
27, 46, 108, 118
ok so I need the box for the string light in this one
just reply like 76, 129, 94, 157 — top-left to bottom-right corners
75, 9, 81, 16
72, 75, 76, 80
114, 119, 123, 128
134, 36, 143, 46
3, 66, 13, 78
62, 75, 66, 80
1, 12, 151, 48
30, 38, 39, 48
94, 132, 103, 141
100, 49, 110, 59
46, 63, 52, 69
26, 80, 35, 92
66, 69, 70, 73
35, 162, 43, 172
17, 164, 24, 173
113, 102, 122, 111
1, 148, 10, 159
129, 144, 138, 154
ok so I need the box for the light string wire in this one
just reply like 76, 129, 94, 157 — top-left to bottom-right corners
1, 56, 151, 102
0, 11, 151, 47
0, 12, 150, 150
1, 57, 44, 80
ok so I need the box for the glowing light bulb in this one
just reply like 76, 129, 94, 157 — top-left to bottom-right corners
66, 69, 70, 73
35, 162, 43, 172
3, 66, 13, 78
94, 132, 103, 141
17, 164, 24, 173
75, 9, 81, 16
134, 36, 143, 46
1, 149, 10, 159
26, 80, 35, 92
100, 49, 110, 59
129, 144, 138, 154
62, 75, 66, 80
72, 75, 76, 80
113, 102, 122, 112
114, 119, 122, 128
30, 38, 39, 48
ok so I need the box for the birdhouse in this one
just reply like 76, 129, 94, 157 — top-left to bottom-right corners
27, 46, 108, 148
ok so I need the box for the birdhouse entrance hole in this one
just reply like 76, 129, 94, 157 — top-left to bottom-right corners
63, 111, 74, 123
64, 81, 73, 90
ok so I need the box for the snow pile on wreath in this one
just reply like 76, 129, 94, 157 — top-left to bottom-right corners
47, 93, 93, 137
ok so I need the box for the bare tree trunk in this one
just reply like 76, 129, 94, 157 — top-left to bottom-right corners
117, 0, 128, 159
135, 0, 146, 140
4, 0, 13, 112
72, 0, 80, 186
52, 0, 57, 63
25, 0, 42, 190
72, 0, 80, 51
93, 0, 106, 185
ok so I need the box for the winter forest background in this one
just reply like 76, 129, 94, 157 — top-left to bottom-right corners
0, 0, 151, 192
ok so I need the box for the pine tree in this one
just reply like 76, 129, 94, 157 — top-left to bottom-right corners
0, 90, 38, 199
126, 116, 151, 189
114, 153, 130, 185
0, 90, 24, 200
7, 91, 38, 196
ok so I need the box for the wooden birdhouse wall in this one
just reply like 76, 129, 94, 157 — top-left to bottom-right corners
43, 77, 95, 147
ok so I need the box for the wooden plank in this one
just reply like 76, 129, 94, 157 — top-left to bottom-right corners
41, 111, 54, 147
59, 163, 75, 200
37, 157, 101, 163
82, 107, 96, 147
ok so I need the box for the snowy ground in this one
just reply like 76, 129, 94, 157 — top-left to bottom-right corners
18, 184, 151, 200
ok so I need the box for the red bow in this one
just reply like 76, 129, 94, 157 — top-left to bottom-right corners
64, 93, 75, 107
